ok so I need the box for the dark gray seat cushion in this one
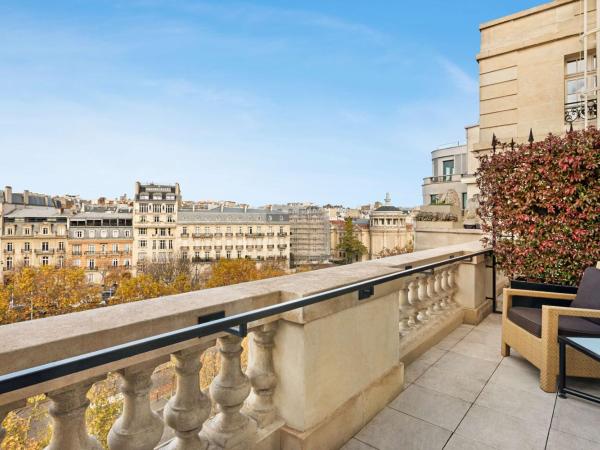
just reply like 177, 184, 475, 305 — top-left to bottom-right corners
508, 306, 600, 338
571, 267, 600, 325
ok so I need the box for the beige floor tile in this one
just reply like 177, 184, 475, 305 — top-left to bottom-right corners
416, 346, 447, 366
456, 405, 548, 450
552, 395, 600, 444
475, 381, 555, 428
451, 339, 503, 363
355, 407, 451, 450
415, 365, 488, 403
546, 429, 600, 450
443, 433, 497, 450
389, 384, 471, 431
488, 359, 544, 396
433, 350, 499, 377
404, 358, 432, 384
340, 438, 378, 450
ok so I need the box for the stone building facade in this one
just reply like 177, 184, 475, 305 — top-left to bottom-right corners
132, 183, 181, 269
177, 207, 290, 265
330, 195, 412, 262
68, 208, 133, 283
0, 187, 68, 283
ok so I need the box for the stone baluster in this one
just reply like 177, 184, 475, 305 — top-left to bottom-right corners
108, 361, 164, 450
1, 400, 26, 446
164, 345, 212, 450
435, 272, 448, 310
407, 279, 422, 326
441, 269, 453, 307
417, 276, 432, 320
45, 379, 103, 450
427, 274, 440, 314
398, 282, 412, 336
447, 265, 458, 304
202, 334, 257, 449
244, 323, 278, 428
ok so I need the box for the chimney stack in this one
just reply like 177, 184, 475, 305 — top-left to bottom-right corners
4, 186, 12, 204
23, 190, 30, 205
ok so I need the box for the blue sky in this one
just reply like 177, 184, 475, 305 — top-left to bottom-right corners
0, 1, 543, 207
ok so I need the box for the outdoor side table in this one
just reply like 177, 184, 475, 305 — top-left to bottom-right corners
558, 336, 600, 404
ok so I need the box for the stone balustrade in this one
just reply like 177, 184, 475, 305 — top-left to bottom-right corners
0, 241, 496, 449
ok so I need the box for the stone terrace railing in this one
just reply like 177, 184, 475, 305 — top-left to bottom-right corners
0, 241, 496, 450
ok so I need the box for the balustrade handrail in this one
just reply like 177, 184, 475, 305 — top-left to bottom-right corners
0, 248, 492, 396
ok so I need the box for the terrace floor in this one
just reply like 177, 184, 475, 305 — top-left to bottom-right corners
344, 313, 600, 450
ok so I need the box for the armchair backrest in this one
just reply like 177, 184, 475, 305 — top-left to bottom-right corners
571, 267, 600, 325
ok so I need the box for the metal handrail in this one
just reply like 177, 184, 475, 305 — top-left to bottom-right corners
0, 249, 492, 395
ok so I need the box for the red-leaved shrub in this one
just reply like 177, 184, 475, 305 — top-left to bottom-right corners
476, 129, 600, 285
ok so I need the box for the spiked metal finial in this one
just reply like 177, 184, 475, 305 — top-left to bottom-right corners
569, 122, 574, 133
491, 133, 498, 153
528, 128, 534, 146
510, 138, 515, 150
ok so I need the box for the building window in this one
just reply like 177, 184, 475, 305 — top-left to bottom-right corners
6, 242, 12, 252
58, 256, 64, 268
72, 244, 81, 255
89, 230, 95, 238
139, 203, 148, 213
112, 230, 119, 238
112, 258, 119, 267
24, 242, 30, 251
139, 240, 147, 248
76, 230, 83, 238
168, 240, 173, 250
88, 259, 95, 270
6, 257, 12, 270
124, 230, 131, 237
138, 228, 147, 236
154, 216, 160, 223
6, 228, 12, 235
42, 227, 49, 235
124, 259, 130, 267
42, 242, 49, 251
140, 215, 147, 223
23, 256, 29, 267
159, 240, 166, 250
226, 251, 232, 259
166, 204, 174, 213
167, 215, 174, 223
430, 194, 440, 205
215, 251, 221, 260
204, 226, 209, 234
112, 244, 119, 252
182, 252, 188, 260
249, 226, 253, 234
24, 227, 31, 235
124, 244, 130, 252
58, 241, 65, 251
41, 256, 49, 266
205, 252, 210, 260
237, 251, 242, 259
442, 160, 454, 180
565, 55, 597, 103
462, 193, 468, 210
153, 203, 161, 212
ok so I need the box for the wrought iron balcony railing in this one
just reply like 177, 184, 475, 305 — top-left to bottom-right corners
565, 99, 598, 123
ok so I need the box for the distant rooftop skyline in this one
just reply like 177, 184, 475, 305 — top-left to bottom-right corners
0, 1, 543, 206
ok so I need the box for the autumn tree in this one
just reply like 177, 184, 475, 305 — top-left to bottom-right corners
0, 266, 101, 324
336, 218, 367, 264
205, 259, 286, 288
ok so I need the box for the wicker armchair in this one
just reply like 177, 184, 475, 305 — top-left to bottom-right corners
501, 266, 600, 392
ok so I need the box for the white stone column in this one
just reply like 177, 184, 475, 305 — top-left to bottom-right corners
45, 379, 103, 450
108, 361, 164, 450
244, 323, 278, 428
0, 400, 26, 446
202, 334, 257, 449
164, 345, 212, 450
435, 272, 448, 310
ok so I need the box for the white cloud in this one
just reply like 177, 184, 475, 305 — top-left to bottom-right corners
438, 57, 479, 94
